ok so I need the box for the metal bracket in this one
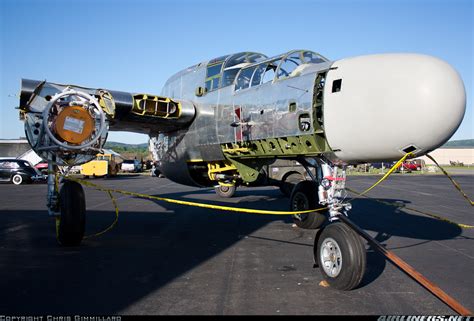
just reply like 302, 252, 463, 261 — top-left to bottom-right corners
46, 159, 60, 217
297, 156, 351, 221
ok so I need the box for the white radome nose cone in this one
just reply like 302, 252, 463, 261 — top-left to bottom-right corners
323, 54, 466, 163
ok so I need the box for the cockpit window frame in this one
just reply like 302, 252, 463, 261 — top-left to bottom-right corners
234, 57, 283, 93
233, 50, 329, 93
205, 61, 224, 92
276, 51, 303, 80
274, 50, 329, 82
204, 52, 267, 94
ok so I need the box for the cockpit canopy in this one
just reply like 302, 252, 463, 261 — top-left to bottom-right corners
205, 52, 268, 92
203, 50, 328, 93
234, 50, 328, 92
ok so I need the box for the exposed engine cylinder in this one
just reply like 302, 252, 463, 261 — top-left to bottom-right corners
21, 82, 109, 166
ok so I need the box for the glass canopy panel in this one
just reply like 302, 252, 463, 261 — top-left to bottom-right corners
222, 52, 268, 88
235, 66, 257, 91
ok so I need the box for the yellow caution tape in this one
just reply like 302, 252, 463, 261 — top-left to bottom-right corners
56, 152, 410, 238
347, 152, 473, 229
55, 216, 60, 240
358, 152, 413, 196
62, 176, 327, 216
55, 151, 472, 240
56, 174, 329, 240
426, 154, 473, 206
83, 190, 120, 239
347, 188, 473, 229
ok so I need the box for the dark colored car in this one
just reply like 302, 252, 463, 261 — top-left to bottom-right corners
370, 162, 393, 169
0, 159, 46, 185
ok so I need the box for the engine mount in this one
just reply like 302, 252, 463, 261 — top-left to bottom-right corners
22, 84, 109, 166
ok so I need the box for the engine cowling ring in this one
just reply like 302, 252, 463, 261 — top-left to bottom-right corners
42, 89, 107, 151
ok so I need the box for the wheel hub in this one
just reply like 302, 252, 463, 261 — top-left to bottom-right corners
320, 237, 342, 277
292, 192, 309, 221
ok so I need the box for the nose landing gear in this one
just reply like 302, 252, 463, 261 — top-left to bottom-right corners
294, 157, 367, 290
315, 222, 366, 290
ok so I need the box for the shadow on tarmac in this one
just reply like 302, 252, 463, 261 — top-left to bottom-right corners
0, 188, 462, 314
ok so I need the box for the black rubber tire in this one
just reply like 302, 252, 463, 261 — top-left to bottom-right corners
315, 222, 366, 290
57, 180, 86, 246
215, 185, 236, 198
154, 168, 161, 177
279, 172, 303, 197
290, 180, 326, 229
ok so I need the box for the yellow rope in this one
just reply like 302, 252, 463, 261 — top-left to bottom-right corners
64, 176, 327, 216
58, 153, 411, 238
426, 154, 473, 206
56, 151, 473, 240
359, 152, 413, 196
347, 188, 473, 229
83, 190, 120, 239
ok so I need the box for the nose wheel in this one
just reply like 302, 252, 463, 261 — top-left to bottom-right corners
315, 222, 366, 290
56, 180, 86, 246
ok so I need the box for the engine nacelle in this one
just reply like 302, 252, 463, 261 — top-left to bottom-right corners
19, 79, 196, 167
21, 81, 109, 166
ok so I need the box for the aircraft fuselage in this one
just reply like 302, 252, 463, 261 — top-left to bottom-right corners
152, 50, 465, 187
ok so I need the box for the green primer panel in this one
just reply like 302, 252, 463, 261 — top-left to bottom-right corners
221, 133, 332, 183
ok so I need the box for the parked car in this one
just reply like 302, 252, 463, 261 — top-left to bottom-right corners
35, 161, 48, 175
409, 159, 425, 170
402, 161, 418, 171
394, 160, 418, 172
0, 159, 46, 185
121, 159, 142, 172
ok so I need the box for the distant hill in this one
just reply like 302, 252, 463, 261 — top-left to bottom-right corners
103, 138, 473, 155
104, 141, 149, 160
104, 141, 148, 149
442, 139, 473, 148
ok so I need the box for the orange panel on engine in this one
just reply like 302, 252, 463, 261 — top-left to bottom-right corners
54, 106, 94, 144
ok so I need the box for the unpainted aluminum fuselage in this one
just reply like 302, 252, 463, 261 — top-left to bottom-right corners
153, 50, 466, 187
156, 50, 333, 186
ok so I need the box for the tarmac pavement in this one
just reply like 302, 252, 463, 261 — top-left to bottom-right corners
0, 174, 472, 315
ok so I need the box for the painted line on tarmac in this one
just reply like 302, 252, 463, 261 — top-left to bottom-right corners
2, 224, 29, 234
369, 184, 468, 202
433, 240, 474, 260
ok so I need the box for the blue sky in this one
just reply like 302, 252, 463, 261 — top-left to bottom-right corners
1, 0, 472, 144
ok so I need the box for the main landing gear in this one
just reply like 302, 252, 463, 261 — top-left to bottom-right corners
292, 157, 366, 290
214, 184, 237, 198
56, 180, 86, 246
47, 163, 86, 247
290, 180, 327, 229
